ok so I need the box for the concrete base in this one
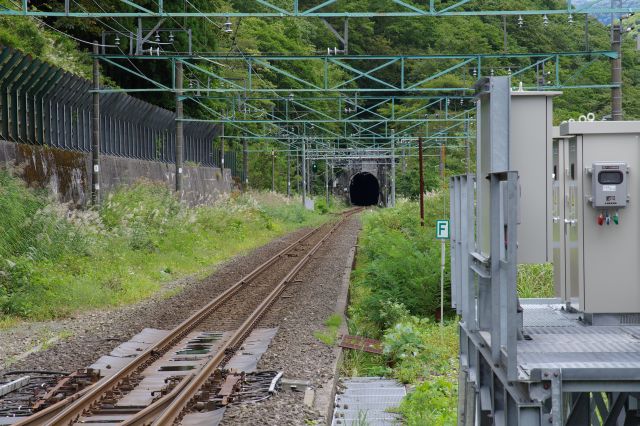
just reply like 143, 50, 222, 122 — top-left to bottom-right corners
313, 239, 359, 423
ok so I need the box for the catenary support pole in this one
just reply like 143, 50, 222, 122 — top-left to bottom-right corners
92, 42, 101, 206
296, 147, 300, 194
440, 143, 446, 326
272, 149, 276, 192
242, 136, 249, 191
287, 149, 291, 197
465, 113, 471, 174
391, 129, 396, 207
325, 157, 329, 206
612, 22, 623, 120
419, 137, 425, 226
175, 61, 184, 193
302, 140, 307, 206
220, 123, 225, 175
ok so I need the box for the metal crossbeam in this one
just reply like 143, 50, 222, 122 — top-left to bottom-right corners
92, 51, 618, 94
3, 0, 640, 17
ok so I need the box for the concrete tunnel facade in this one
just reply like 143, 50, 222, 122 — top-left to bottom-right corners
349, 172, 380, 206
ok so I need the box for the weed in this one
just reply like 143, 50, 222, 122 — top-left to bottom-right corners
353, 410, 370, 426
314, 313, 342, 346
0, 172, 336, 321
518, 263, 555, 298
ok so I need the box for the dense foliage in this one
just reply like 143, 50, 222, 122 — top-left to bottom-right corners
343, 200, 458, 425
350, 197, 451, 328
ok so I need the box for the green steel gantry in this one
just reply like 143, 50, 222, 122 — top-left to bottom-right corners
1, 0, 639, 18
94, 51, 619, 94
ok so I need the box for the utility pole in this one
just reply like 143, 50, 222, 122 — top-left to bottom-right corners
175, 61, 184, 193
287, 149, 291, 197
440, 143, 446, 326
402, 140, 407, 175
418, 137, 425, 227
242, 136, 249, 191
302, 140, 307, 206
91, 42, 101, 206
325, 157, 329, 206
220, 123, 225, 176
307, 148, 312, 197
390, 129, 396, 207
612, 20, 623, 120
465, 113, 471, 174
271, 149, 276, 192
296, 147, 300, 194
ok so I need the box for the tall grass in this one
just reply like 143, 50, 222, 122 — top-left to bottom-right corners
518, 263, 555, 298
0, 171, 333, 321
343, 196, 458, 426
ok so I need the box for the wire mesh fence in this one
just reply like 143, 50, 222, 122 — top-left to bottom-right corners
0, 46, 236, 170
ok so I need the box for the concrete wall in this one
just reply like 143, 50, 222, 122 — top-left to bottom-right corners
0, 140, 232, 206
333, 162, 390, 206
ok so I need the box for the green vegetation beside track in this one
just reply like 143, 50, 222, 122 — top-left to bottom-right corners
343, 198, 459, 426
343, 196, 555, 425
0, 170, 338, 323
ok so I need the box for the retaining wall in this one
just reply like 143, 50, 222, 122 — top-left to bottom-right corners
0, 140, 232, 206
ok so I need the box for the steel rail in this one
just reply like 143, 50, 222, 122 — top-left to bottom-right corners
150, 208, 359, 425
14, 210, 359, 425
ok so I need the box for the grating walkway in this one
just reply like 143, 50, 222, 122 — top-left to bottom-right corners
331, 377, 405, 426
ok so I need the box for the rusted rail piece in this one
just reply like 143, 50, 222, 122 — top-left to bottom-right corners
14, 207, 361, 426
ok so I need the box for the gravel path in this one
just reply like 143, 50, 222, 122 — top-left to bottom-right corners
0, 227, 310, 374
221, 214, 361, 426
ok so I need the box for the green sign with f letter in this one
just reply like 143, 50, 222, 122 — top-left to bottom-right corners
436, 220, 450, 239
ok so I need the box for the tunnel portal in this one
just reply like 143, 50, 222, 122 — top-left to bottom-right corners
349, 172, 380, 206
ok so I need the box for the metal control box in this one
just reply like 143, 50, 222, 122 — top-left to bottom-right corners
555, 121, 640, 321
590, 162, 629, 208
476, 85, 560, 264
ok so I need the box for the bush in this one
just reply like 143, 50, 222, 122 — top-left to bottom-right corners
351, 197, 451, 329
399, 377, 457, 426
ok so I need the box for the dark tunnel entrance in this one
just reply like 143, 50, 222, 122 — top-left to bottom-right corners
350, 172, 380, 206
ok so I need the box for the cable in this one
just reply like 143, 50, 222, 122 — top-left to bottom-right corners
4, 0, 114, 47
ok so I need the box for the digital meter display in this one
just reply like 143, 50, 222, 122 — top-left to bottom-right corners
598, 171, 624, 185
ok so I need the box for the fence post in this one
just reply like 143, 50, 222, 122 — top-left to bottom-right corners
175, 61, 184, 193
92, 43, 101, 206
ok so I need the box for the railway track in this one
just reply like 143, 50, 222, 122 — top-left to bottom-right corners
10, 207, 362, 425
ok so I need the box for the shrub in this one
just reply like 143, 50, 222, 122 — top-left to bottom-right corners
353, 198, 451, 328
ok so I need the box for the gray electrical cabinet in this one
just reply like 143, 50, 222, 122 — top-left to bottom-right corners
476, 88, 560, 263
554, 121, 640, 322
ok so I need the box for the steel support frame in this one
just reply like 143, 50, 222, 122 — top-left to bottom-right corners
3, 1, 640, 17
92, 51, 618, 94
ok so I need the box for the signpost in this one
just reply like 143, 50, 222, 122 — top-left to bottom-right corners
436, 219, 449, 325
436, 220, 450, 239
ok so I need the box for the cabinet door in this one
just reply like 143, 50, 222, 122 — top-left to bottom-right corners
552, 139, 565, 298
564, 137, 581, 309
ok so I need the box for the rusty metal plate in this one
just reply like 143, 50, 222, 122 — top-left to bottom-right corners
340, 335, 383, 354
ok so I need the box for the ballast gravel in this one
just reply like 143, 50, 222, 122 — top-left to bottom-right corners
221, 214, 361, 426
